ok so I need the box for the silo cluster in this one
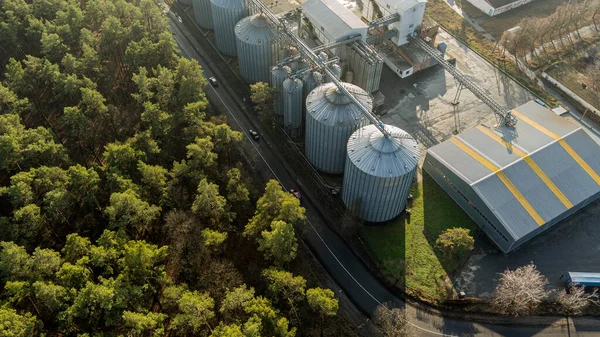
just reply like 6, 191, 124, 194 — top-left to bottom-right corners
342, 124, 419, 222
305, 82, 371, 174
192, 0, 214, 28
235, 14, 278, 83
211, 0, 246, 56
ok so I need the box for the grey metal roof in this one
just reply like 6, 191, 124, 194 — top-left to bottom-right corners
347, 125, 419, 177
427, 100, 600, 242
301, 0, 367, 41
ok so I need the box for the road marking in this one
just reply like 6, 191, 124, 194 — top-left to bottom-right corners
450, 137, 545, 226
475, 125, 573, 209
171, 16, 457, 337
511, 109, 600, 186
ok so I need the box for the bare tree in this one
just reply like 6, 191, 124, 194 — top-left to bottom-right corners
556, 285, 599, 316
589, 0, 600, 32
372, 303, 413, 337
585, 62, 600, 108
491, 264, 549, 316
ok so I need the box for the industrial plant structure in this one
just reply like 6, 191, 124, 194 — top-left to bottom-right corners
424, 101, 600, 253
343, 124, 419, 222
187, 0, 584, 234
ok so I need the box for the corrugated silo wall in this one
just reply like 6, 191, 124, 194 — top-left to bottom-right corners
211, 0, 245, 56
305, 116, 369, 174
193, 0, 214, 29
423, 153, 514, 253
237, 40, 278, 84
342, 159, 416, 223
343, 45, 382, 93
283, 79, 303, 136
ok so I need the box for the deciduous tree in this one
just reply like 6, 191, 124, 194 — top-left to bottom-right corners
491, 264, 548, 316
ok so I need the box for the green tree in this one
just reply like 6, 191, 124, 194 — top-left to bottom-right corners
0, 114, 67, 173
0, 308, 39, 337
244, 180, 305, 238
210, 323, 244, 337
258, 220, 297, 266
0, 242, 31, 282
105, 189, 162, 239
201, 229, 228, 253
306, 288, 338, 336
137, 161, 168, 205
192, 179, 227, 226
122, 311, 167, 337
226, 168, 249, 204
249, 82, 276, 120
435, 227, 474, 261
61, 233, 91, 263
172, 291, 215, 334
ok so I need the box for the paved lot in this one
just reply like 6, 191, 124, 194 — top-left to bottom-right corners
378, 30, 533, 154
454, 197, 600, 299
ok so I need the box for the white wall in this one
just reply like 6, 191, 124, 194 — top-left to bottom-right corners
390, 1, 426, 46
466, 0, 494, 16
491, 0, 536, 16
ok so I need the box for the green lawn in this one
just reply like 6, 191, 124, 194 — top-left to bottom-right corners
360, 172, 478, 301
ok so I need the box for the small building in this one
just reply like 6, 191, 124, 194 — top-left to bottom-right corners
424, 101, 600, 253
466, 0, 537, 17
302, 0, 368, 44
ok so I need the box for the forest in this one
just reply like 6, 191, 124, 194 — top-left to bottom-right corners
0, 0, 344, 335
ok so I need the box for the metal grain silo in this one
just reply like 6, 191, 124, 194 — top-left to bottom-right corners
271, 66, 291, 119
235, 14, 278, 83
283, 77, 303, 137
279, 46, 298, 61
342, 124, 419, 222
305, 82, 372, 174
211, 0, 245, 56
290, 58, 308, 72
328, 63, 342, 82
302, 71, 322, 102
192, 0, 213, 29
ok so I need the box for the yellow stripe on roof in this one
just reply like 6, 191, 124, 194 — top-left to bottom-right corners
511, 110, 600, 186
450, 137, 545, 226
476, 126, 573, 209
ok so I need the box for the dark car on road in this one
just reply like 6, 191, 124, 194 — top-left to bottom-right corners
208, 77, 218, 87
249, 129, 259, 141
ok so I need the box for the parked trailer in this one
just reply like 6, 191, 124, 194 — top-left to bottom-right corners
564, 272, 600, 287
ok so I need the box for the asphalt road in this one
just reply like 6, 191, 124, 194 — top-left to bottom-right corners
166, 8, 600, 337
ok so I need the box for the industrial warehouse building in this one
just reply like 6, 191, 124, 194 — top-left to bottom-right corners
424, 101, 600, 253
301, 0, 368, 44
